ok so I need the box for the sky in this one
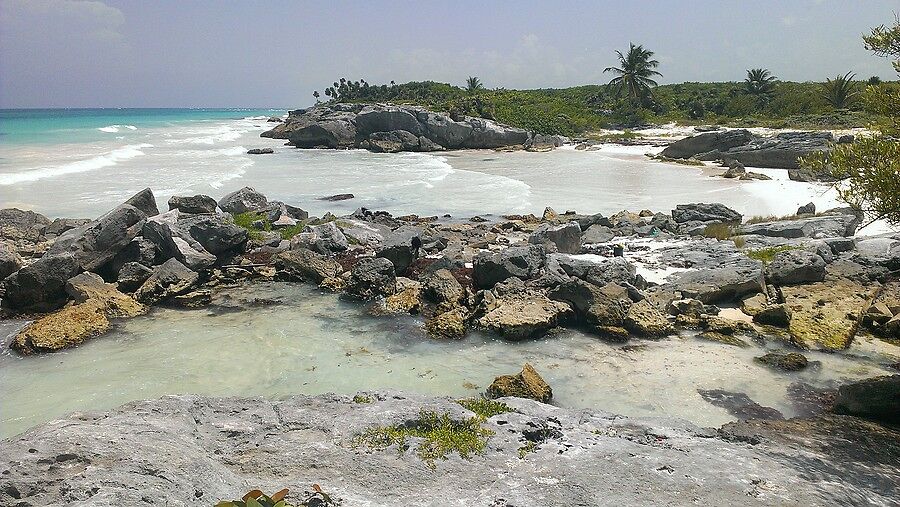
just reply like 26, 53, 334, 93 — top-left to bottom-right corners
0, 0, 898, 108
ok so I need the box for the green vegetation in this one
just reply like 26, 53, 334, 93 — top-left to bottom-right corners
821, 71, 859, 109
518, 440, 537, 459
456, 397, 513, 418
702, 223, 740, 241
746, 245, 798, 263
465, 76, 484, 93
354, 410, 493, 469
800, 16, 900, 226
232, 211, 307, 241
589, 130, 641, 143
745, 68, 777, 105
352, 394, 372, 404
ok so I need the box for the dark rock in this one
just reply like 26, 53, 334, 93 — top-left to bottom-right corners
698, 389, 784, 420
670, 258, 764, 303
752, 303, 792, 327
176, 214, 248, 256
740, 214, 859, 239
0, 208, 50, 247
273, 248, 343, 284
699, 131, 833, 170
45, 203, 146, 272
318, 193, 355, 202
754, 352, 808, 371
581, 224, 615, 244
837, 134, 855, 144
766, 250, 826, 285
368, 130, 421, 153
477, 292, 573, 339
123, 187, 160, 217
167, 195, 218, 214
473, 245, 545, 289
528, 221, 582, 254
797, 202, 816, 215
356, 105, 423, 137
142, 218, 215, 270
672, 203, 742, 224
246, 148, 274, 155
0, 253, 80, 311
134, 258, 199, 304
346, 257, 397, 299
376, 226, 422, 274
217, 187, 268, 214
290, 222, 348, 255
832, 375, 899, 424
422, 268, 464, 304
116, 262, 153, 293
461, 118, 529, 149
44, 218, 91, 238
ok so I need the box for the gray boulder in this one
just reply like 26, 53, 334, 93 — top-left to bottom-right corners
422, 268, 464, 305
0, 208, 50, 248
134, 258, 199, 304
346, 257, 397, 299
419, 111, 473, 148
832, 375, 899, 424
766, 250, 826, 285
116, 262, 153, 293
529, 221, 582, 254
168, 195, 218, 214
217, 187, 269, 215
123, 187, 159, 217
273, 248, 343, 284
290, 222, 348, 255
355, 105, 423, 136
45, 203, 146, 272
581, 224, 615, 244
463, 118, 530, 149
176, 214, 248, 255
44, 218, 91, 239
797, 202, 816, 215
670, 258, 764, 303
661, 129, 753, 159
0, 253, 81, 311
376, 226, 422, 274
703, 131, 833, 170
367, 130, 421, 153
672, 203, 742, 224
142, 217, 216, 270
288, 115, 358, 148
0, 243, 23, 280
740, 214, 859, 239
473, 245, 545, 289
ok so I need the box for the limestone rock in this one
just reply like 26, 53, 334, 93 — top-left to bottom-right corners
346, 257, 397, 300
0, 253, 81, 311
832, 375, 899, 424
624, 299, 674, 337
134, 258, 199, 304
422, 268, 464, 305
0, 242, 23, 280
424, 306, 468, 339
783, 280, 878, 351
473, 244, 545, 289
528, 221, 582, 254
217, 187, 268, 214
46, 202, 147, 272
487, 363, 552, 402
273, 248, 343, 284
671, 203, 742, 224
754, 352, 809, 371
477, 293, 573, 340
168, 194, 218, 214
766, 250, 826, 285
290, 222, 348, 255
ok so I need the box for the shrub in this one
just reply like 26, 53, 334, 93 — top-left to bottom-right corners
745, 245, 797, 263
456, 398, 513, 418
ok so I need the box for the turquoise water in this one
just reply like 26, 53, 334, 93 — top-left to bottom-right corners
0, 108, 284, 145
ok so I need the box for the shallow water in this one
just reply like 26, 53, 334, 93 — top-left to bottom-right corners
1, 282, 896, 438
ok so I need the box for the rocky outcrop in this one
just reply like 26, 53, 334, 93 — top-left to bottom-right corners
740, 213, 860, 239
766, 249, 826, 285
528, 221, 582, 254
290, 222, 349, 255
2, 392, 898, 506
262, 103, 533, 153
623, 299, 674, 337
476, 292, 573, 340
0, 253, 81, 311
662, 130, 833, 170
273, 248, 343, 284
782, 279, 877, 351
0, 208, 50, 255
671, 203, 742, 224
486, 363, 552, 402
473, 245, 545, 289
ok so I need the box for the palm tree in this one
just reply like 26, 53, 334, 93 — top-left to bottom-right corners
465, 76, 484, 93
821, 71, 859, 109
745, 68, 777, 96
603, 43, 662, 104
312, 90, 320, 103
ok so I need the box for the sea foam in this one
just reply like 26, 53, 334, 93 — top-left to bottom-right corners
98, 125, 138, 133
0, 143, 153, 185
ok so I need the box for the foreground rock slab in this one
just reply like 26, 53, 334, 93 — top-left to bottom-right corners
1, 392, 897, 506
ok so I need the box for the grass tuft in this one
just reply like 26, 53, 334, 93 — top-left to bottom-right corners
456, 398, 513, 418
745, 245, 798, 263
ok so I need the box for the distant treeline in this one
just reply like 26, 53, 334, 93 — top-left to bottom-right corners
312, 77, 897, 135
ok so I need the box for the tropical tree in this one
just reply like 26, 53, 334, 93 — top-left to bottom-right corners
312, 90, 320, 103
465, 76, 484, 93
821, 71, 859, 109
744, 68, 777, 97
603, 43, 662, 104
801, 17, 900, 226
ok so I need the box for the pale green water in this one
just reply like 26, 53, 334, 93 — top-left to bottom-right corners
1, 282, 896, 438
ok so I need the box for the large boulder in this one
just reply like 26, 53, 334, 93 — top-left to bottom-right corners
123, 187, 160, 217
473, 245, 545, 289
45, 203, 147, 272
528, 221, 582, 254
549, 279, 632, 329
422, 269, 465, 305
419, 111, 473, 148
217, 187, 268, 215
660, 129, 753, 159
346, 257, 397, 300
355, 105, 423, 137
290, 222, 349, 255
832, 375, 899, 424
672, 203, 742, 224
273, 248, 343, 284
12, 272, 145, 354
142, 218, 216, 271
740, 214, 859, 239
367, 130, 422, 153
670, 258, 764, 303
766, 249, 826, 285
783, 279, 878, 351
116, 262, 153, 293
702, 131, 833, 169
0, 243, 23, 280
462, 118, 530, 149
288, 115, 358, 148
134, 259, 199, 305
476, 292, 573, 340
0, 253, 81, 311
486, 363, 553, 402
375, 226, 422, 274
624, 299, 674, 337
168, 195, 218, 214
176, 214, 248, 256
